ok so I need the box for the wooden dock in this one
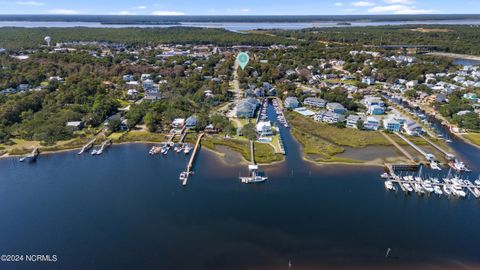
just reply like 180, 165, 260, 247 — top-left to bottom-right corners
419, 134, 455, 160
250, 140, 255, 165
183, 132, 205, 186
394, 132, 436, 162
78, 138, 96, 154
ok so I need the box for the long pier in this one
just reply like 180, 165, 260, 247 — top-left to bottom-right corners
250, 140, 255, 165
380, 131, 416, 163
183, 132, 205, 186
394, 132, 436, 162
419, 134, 455, 160
78, 138, 96, 155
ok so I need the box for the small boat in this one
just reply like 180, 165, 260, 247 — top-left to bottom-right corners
430, 162, 441, 171
91, 149, 98, 155
19, 157, 26, 162
380, 173, 390, 179
384, 181, 396, 191
475, 180, 480, 186
179, 172, 187, 181
443, 185, 452, 196
433, 185, 443, 195
403, 183, 413, 192
184, 145, 192, 155
422, 181, 434, 193
451, 185, 466, 198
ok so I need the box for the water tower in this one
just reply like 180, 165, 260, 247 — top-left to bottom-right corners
44, 36, 52, 47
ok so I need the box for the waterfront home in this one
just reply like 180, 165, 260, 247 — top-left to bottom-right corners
314, 111, 345, 124
284, 97, 300, 109
346, 115, 361, 129
256, 121, 273, 137
364, 116, 381, 131
326, 103, 347, 114
236, 98, 259, 118
185, 116, 198, 129
403, 120, 422, 136
303, 97, 326, 108
66, 121, 84, 131
172, 118, 185, 129
144, 88, 161, 101
388, 114, 407, 125
383, 118, 401, 132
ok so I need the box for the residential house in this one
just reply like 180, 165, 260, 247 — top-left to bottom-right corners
403, 120, 422, 136
314, 111, 345, 124
66, 121, 84, 130
368, 105, 385, 115
326, 102, 347, 114
284, 97, 300, 109
346, 115, 361, 129
236, 98, 259, 118
256, 121, 273, 137
303, 97, 326, 108
185, 116, 198, 129
172, 118, 185, 129
362, 76, 376, 85
364, 116, 381, 131
383, 118, 401, 132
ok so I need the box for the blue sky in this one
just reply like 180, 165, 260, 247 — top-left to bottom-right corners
1, 0, 479, 15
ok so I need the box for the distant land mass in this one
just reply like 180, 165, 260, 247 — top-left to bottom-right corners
1, 14, 480, 24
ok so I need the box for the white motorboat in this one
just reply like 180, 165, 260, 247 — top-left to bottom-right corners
422, 181, 434, 193
384, 181, 396, 191
179, 172, 187, 181
451, 185, 466, 198
381, 173, 390, 179
403, 183, 413, 193
443, 185, 452, 196
433, 185, 443, 195
184, 145, 192, 154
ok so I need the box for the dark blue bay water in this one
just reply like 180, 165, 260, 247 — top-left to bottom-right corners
0, 102, 479, 269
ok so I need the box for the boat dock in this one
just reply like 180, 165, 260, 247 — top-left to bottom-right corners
394, 132, 437, 163
250, 140, 255, 165
19, 147, 39, 162
182, 132, 204, 186
419, 134, 455, 160
78, 138, 96, 155
92, 139, 112, 155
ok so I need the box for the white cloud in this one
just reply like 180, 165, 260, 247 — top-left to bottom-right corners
240, 8, 250, 12
351, 1, 375, 6
342, 8, 357, 12
136, 6, 147, 9
48, 9, 80, 15
383, 0, 415, 4
334, 2, 344, 6
112, 11, 137, 15
368, 4, 436, 14
152, 10, 185, 15
15, 1, 44, 6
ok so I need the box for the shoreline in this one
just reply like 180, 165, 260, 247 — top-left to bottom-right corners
0, 139, 401, 168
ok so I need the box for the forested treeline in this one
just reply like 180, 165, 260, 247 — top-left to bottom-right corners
0, 27, 296, 50
269, 25, 480, 56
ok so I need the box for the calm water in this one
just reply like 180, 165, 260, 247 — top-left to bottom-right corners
0, 102, 479, 270
1, 19, 480, 31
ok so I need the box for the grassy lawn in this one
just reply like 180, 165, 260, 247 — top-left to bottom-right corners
287, 112, 390, 147
202, 135, 283, 164
464, 133, 480, 147
116, 131, 168, 143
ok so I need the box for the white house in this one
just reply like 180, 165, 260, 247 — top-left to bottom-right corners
256, 121, 273, 137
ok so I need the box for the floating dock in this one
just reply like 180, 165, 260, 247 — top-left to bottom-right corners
394, 132, 437, 163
